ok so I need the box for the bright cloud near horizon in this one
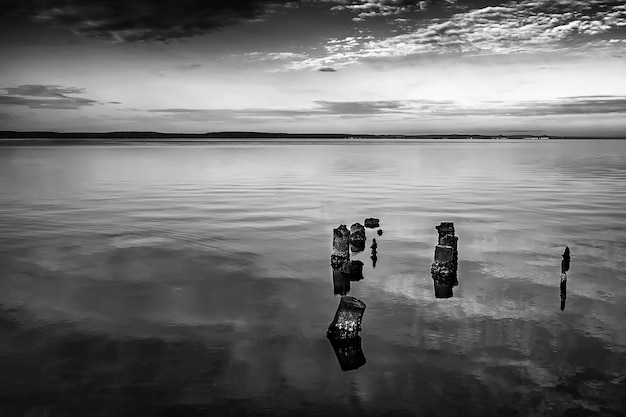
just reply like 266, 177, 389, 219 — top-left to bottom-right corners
1, 0, 625, 136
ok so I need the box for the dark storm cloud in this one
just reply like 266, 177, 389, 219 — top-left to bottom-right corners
0, 85, 98, 109
1, 0, 303, 42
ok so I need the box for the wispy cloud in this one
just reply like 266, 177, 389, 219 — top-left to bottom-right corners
145, 96, 626, 121
324, 0, 459, 21
173, 63, 203, 71
240, 51, 309, 61
0, 85, 98, 109
285, 0, 626, 69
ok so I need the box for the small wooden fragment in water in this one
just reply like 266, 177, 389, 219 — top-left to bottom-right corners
364, 218, 380, 228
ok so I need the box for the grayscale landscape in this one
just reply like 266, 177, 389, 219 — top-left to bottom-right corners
0, 1, 625, 416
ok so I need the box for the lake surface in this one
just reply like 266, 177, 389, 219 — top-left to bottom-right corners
0, 140, 625, 416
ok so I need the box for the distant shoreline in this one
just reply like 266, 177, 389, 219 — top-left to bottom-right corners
0, 131, 624, 142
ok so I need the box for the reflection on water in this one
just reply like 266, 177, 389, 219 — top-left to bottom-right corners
560, 274, 567, 311
328, 336, 366, 372
370, 239, 378, 268
1, 140, 625, 415
560, 246, 571, 311
332, 264, 351, 295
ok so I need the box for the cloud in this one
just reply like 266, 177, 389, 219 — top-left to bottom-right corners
315, 100, 406, 114
285, 0, 626, 69
240, 51, 309, 61
146, 96, 626, 122
0, 84, 98, 109
6, 0, 301, 42
318, 67, 337, 72
423, 95, 626, 117
173, 63, 203, 71
323, 0, 459, 19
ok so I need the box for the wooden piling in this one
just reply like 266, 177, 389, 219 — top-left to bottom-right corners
431, 222, 459, 296
331, 224, 351, 267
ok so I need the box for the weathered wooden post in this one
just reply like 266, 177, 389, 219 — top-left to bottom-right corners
328, 336, 366, 371
331, 224, 350, 268
431, 222, 459, 298
350, 222, 366, 252
327, 296, 366, 339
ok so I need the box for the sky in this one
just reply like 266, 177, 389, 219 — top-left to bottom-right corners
0, 0, 625, 136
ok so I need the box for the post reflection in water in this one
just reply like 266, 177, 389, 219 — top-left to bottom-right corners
331, 260, 365, 295
327, 336, 366, 372
560, 275, 567, 311
560, 246, 571, 311
332, 264, 350, 295
370, 239, 378, 268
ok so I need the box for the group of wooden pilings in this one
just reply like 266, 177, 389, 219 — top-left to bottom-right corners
327, 219, 380, 371
327, 222, 572, 372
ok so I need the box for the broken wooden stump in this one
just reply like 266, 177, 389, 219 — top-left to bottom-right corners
436, 222, 455, 241
331, 224, 351, 268
328, 336, 366, 371
431, 222, 459, 297
364, 218, 379, 228
327, 296, 366, 339
350, 222, 366, 252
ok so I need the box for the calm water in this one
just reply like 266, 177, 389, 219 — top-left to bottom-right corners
0, 140, 625, 416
